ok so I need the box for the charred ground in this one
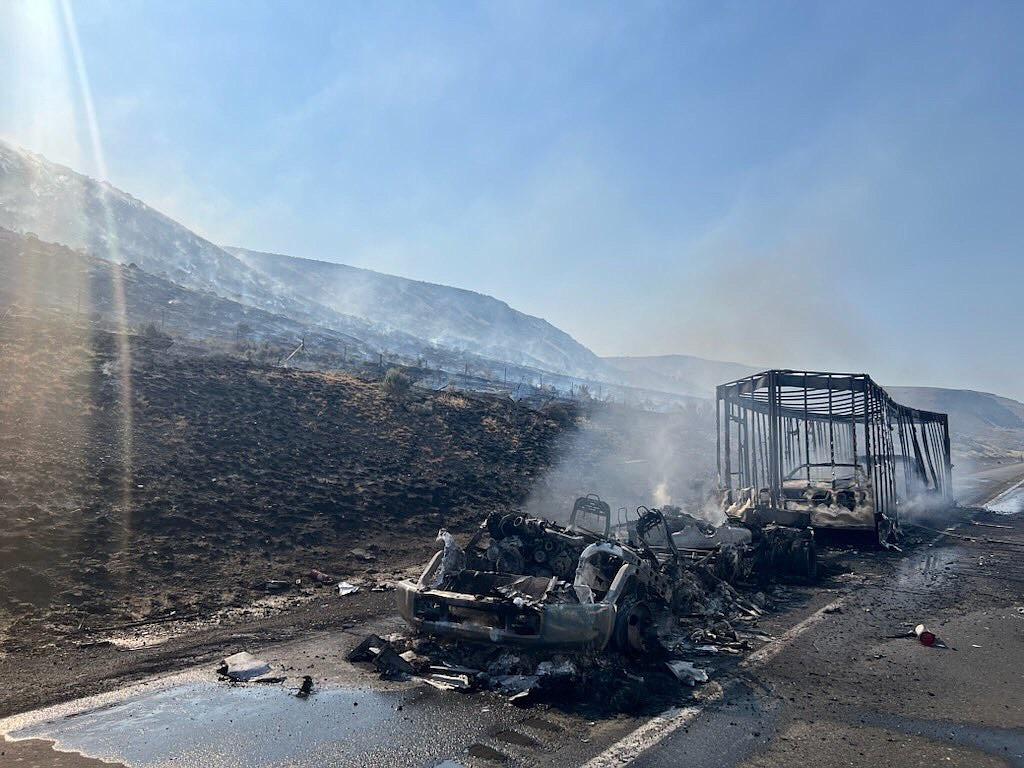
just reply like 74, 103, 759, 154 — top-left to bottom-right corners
0, 316, 576, 654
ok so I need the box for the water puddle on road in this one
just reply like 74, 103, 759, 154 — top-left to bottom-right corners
0, 674, 501, 768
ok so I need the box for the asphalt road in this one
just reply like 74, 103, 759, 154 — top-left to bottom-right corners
630, 466, 1024, 768
2, 466, 1021, 767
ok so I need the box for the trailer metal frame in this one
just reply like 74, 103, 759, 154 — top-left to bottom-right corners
716, 370, 952, 543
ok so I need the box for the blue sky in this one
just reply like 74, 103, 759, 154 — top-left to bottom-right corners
2, 1, 1023, 398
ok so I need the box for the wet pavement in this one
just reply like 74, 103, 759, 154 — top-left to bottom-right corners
5, 676, 420, 767
0, 629, 641, 768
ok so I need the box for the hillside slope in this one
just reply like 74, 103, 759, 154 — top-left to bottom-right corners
886, 387, 1024, 432
0, 140, 605, 377
887, 386, 1024, 463
0, 141, 282, 311
0, 315, 574, 650
0, 227, 373, 361
227, 246, 607, 377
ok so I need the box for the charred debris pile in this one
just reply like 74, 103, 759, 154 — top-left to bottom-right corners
348, 371, 955, 712
347, 495, 817, 713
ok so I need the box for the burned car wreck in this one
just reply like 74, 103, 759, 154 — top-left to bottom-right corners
396, 495, 815, 653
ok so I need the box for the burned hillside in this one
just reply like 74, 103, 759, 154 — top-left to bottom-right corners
0, 316, 577, 652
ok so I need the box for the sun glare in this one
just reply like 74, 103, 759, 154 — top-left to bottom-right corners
59, 0, 135, 516
2, 0, 135, 534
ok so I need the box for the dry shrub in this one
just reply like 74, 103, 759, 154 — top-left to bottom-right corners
382, 367, 412, 401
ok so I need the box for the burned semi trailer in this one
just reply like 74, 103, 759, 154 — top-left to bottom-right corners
716, 370, 952, 546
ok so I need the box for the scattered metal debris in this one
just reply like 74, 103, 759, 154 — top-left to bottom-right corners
665, 660, 709, 686
374, 645, 415, 678
217, 651, 274, 682
423, 672, 474, 691
346, 634, 389, 663
336, 581, 360, 596
256, 579, 292, 592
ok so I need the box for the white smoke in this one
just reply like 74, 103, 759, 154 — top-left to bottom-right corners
523, 399, 721, 526
652, 480, 672, 508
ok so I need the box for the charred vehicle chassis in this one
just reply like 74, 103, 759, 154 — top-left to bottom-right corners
397, 497, 816, 653
717, 370, 952, 546
397, 504, 681, 653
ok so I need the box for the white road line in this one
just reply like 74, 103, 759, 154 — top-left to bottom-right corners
579, 706, 704, 768
581, 596, 847, 766
740, 596, 847, 669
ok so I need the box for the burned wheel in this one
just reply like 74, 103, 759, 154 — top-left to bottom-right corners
786, 538, 817, 581
614, 598, 654, 654
551, 550, 575, 579
796, 539, 817, 581
760, 527, 818, 583
496, 548, 524, 574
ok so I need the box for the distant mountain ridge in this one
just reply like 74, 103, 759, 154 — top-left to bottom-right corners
0, 140, 606, 377
225, 246, 605, 376
605, 354, 1024, 425
602, 353, 760, 399
886, 387, 1024, 431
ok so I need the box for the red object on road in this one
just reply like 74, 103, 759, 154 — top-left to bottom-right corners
309, 569, 336, 584
914, 623, 948, 648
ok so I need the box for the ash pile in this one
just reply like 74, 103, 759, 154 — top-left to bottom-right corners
350, 495, 816, 713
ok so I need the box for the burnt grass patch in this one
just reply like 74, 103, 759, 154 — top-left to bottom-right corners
0, 320, 576, 652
